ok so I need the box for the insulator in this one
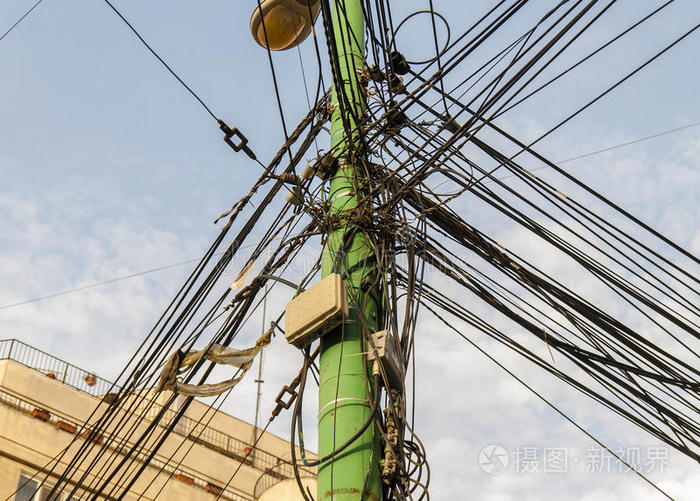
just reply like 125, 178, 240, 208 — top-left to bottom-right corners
387, 101, 407, 127
388, 74, 405, 94
442, 115, 461, 134
389, 51, 410, 75
301, 163, 315, 180
368, 64, 385, 82
285, 186, 304, 206
315, 153, 338, 180
279, 172, 300, 184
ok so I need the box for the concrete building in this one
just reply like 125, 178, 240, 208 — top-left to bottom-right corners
0, 338, 315, 500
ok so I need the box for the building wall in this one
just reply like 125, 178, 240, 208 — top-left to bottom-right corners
0, 389, 206, 499
0, 358, 315, 500
258, 479, 317, 501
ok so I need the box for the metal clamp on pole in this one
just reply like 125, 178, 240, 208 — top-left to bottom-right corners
218, 119, 257, 160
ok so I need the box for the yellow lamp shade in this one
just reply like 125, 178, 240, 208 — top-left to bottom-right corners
249, 0, 321, 51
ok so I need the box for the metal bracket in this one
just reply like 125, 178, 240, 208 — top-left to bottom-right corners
218, 119, 257, 160
271, 377, 300, 418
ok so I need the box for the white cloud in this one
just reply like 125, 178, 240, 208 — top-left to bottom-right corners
2, 129, 696, 499
0, 189, 207, 376
1, 6, 698, 496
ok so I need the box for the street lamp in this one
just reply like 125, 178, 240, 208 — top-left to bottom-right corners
249, 0, 321, 51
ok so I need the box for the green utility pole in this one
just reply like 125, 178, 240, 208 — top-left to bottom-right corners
319, 0, 382, 500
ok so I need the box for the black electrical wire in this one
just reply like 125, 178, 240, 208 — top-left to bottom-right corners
26, 2, 700, 498
423, 303, 676, 501
0, 0, 45, 42
37, 102, 327, 500
101, 0, 217, 121
292, 354, 381, 468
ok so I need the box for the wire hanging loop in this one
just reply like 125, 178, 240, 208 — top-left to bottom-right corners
391, 9, 452, 65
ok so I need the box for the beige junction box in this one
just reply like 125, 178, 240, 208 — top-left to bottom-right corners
285, 273, 349, 348
368, 330, 404, 390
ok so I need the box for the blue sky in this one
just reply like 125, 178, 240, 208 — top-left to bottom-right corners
1, 1, 699, 499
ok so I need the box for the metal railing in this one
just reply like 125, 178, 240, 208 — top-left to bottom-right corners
0, 388, 249, 500
156, 404, 313, 479
0, 338, 315, 491
0, 338, 115, 396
